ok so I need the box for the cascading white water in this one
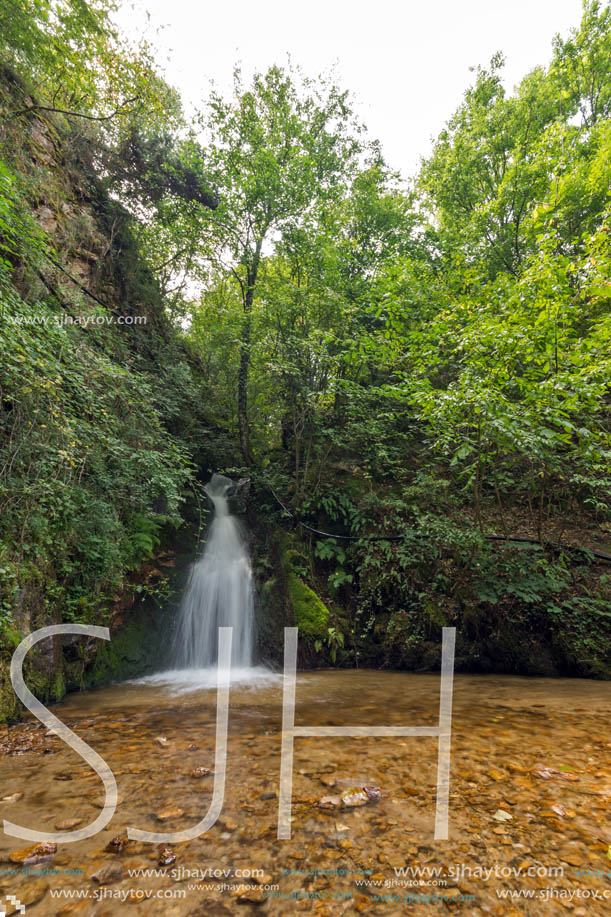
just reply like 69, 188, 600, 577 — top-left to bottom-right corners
173, 473, 254, 669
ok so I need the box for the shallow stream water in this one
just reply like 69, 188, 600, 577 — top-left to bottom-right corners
1, 670, 609, 915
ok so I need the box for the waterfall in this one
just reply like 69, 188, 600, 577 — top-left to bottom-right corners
173, 473, 254, 669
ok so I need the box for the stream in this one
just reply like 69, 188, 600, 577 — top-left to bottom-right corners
0, 477, 609, 915
0, 672, 609, 915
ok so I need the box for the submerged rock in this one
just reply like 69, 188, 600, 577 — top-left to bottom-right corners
492, 809, 513, 822
234, 883, 265, 905
9, 842, 57, 866
158, 846, 176, 867
318, 785, 382, 810
156, 807, 184, 822
91, 862, 125, 884
341, 786, 381, 808
10, 878, 48, 909
190, 766, 211, 778
55, 818, 84, 831
319, 795, 341, 809
105, 835, 129, 853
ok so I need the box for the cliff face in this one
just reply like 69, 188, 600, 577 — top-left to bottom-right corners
0, 65, 214, 721
1, 67, 168, 329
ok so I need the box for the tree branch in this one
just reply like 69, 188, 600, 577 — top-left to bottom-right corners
10, 98, 140, 122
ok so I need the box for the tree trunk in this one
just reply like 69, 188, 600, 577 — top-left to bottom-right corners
238, 308, 253, 465
237, 264, 258, 466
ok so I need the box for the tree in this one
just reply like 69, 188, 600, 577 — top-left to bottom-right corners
420, 54, 557, 279
551, 0, 611, 129
0, 0, 180, 137
200, 64, 362, 463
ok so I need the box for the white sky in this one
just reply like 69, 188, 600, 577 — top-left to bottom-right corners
115, 0, 584, 178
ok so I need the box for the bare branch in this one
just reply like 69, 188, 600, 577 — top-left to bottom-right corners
10, 97, 140, 122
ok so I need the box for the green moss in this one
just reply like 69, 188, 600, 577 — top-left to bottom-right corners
0, 660, 21, 723
0, 655, 65, 723
287, 572, 329, 640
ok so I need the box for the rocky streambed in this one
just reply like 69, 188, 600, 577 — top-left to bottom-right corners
0, 671, 609, 915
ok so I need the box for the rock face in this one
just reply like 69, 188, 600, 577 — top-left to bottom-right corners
226, 477, 251, 514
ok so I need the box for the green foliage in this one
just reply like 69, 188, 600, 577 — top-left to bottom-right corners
0, 0, 181, 135
314, 626, 345, 664
1, 0, 610, 684
0, 37, 207, 640
124, 515, 164, 569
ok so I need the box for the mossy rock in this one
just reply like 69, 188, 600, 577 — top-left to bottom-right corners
287, 572, 329, 640
0, 659, 22, 723
83, 604, 170, 688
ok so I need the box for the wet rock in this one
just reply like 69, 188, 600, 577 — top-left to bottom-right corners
535, 766, 578, 782
190, 766, 211, 778
9, 842, 57, 866
105, 835, 129, 853
158, 846, 176, 867
155, 736, 170, 748
492, 810, 513, 822
340, 786, 382, 808
55, 818, 84, 831
234, 882, 265, 905
91, 862, 125, 884
551, 804, 567, 817
401, 783, 421, 797
156, 807, 184, 822
1, 792, 24, 803
320, 776, 337, 788
126, 888, 165, 904
354, 893, 373, 912
488, 768, 506, 781
227, 478, 250, 514
254, 873, 273, 885
319, 795, 341, 809
558, 848, 584, 867
12, 878, 49, 908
